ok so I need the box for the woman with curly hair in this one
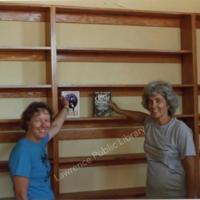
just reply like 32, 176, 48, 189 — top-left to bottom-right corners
9, 98, 69, 200
110, 80, 196, 198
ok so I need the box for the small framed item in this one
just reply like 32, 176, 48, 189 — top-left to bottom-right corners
61, 91, 80, 118
93, 91, 112, 117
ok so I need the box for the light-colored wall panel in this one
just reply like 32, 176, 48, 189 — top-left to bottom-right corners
57, 24, 180, 50
79, 97, 93, 117
0, 61, 46, 85
58, 63, 181, 85
0, 172, 14, 198
0, 21, 45, 46
59, 138, 145, 157
79, 97, 146, 118
0, 143, 15, 161
72, 96, 182, 118
59, 164, 146, 193
0, 97, 47, 119
113, 96, 182, 114
10, 0, 200, 13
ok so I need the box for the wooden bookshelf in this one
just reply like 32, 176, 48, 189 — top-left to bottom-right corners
59, 187, 145, 199
0, 3, 199, 199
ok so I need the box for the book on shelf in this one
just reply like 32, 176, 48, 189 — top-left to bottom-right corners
93, 91, 112, 117
61, 91, 80, 118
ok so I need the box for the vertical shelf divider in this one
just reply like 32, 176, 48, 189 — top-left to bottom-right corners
47, 6, 60, 197
181, 14, 199, 196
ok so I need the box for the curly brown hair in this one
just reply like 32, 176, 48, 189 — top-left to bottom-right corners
21, 102, 53, 131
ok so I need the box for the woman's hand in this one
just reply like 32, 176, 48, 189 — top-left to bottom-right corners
109, 101, 121, 113
61, 96, 69, 110
109, 101, 148, 123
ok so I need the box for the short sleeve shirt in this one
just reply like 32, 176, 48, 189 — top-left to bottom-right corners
144, 117, 196, 198
9, 134, 54, 200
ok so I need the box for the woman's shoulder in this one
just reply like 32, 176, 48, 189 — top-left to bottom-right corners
11, 138, 31, 154
17, 137, 31, 146
173, 118, 193, 136
144, 115, 152, 124
174, 118, 190, 129
9, 138, 32, 165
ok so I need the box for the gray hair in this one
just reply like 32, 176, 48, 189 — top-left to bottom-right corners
142, 80, 178, 116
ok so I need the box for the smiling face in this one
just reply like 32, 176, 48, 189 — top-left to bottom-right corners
27, 109, 51, 142
147, 93, 171, 125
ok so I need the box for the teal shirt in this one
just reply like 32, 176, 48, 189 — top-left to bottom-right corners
9, 134, 54, 200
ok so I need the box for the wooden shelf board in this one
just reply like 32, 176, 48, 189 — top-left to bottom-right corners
0, 84, 51, 89
0, 132, 24, 143
0, 4, 49, 22
58, 84, 193, 96
0, 4, 198, 197
63, 114, 194, 122
1, 116, 132, 125
197, 22, 200, 29
196, 15, 200, 28
197, 85, 200, 95
56, 5, 187, 16
0, 119, 22, 134
0, 3, 50, 10
176, 114, 194, 118
0, 47, 51, 61
56, 6, 186, 28
0, 46, 191, 62
59, 126, 144, 140
59, 83, 193, 87
65, 116, 128, 121
57, 48, 191, 63
59, 186, 145, 199
0, 161, 9, 172
0, 85, 51, 98
0, 117, 144, 141
59, 115, 194, 140
0, 114, 193, 126
0, 46, 51, 50
59, 153, 146, 168
0, 119, 20, 124
0, 154, 146, 172
58, 48, 191, 54
57, 47, 191, 53
63, 116, 142, 126
0, 119, 21, 134
58, 114, 194, 140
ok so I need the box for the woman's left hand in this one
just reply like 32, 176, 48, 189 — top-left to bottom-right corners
61, 96, 69, 110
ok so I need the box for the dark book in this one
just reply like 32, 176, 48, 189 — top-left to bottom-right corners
93, 92, 112, 117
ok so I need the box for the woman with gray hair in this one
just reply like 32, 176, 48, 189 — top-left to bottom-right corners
110, 80, 196, 198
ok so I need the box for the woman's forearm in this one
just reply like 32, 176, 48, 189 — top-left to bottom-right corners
182, 156, 196, 198
15, 192, 28, 200
110, 101, 148, 123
